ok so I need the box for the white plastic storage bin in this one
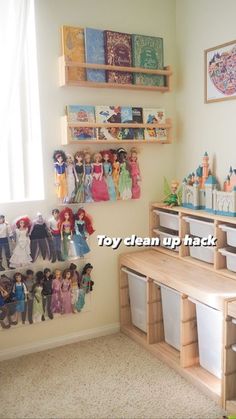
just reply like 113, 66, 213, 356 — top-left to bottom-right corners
189, 244, 214, 264
153, 229, 179, 252
219, 248, 236, 272
219, 224, 236, 247
154, 210, 179, 232
122, 268, 147, 333
189, 298, 223, 379
156, 282, 181, 350
183, 216, 214, 238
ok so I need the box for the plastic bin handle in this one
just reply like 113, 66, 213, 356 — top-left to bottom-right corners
218, 248, 228, 256
232, 318, 236, 325
188, 297, 220, 312
231, 344, 236, 352
182, 216, 213, 227
121, 267, 147, 282
154, 281, 180, 296
218, 224, 234, 232
153, 210, 178, 219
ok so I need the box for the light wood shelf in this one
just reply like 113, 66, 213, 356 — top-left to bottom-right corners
59, 56, 172, 92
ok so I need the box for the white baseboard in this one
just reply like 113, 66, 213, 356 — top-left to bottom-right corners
0, 322, 120, 361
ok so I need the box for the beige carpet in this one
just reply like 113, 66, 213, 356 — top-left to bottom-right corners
0, 333, 225, 419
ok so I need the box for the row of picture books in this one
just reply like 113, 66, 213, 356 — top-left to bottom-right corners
66, 105, 167, 141
61, 26, 164, 86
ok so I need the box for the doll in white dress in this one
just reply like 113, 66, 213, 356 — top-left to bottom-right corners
65, 154, 78, 203
10, 217, 32, 268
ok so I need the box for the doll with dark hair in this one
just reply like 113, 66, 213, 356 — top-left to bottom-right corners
29, 213, 51, 262
69, 263, 80, 313
10, 216, 32, 268
61, 269, 72, 314
76, 263, 94, 312
0, 214, 13, 271
22, 269, 35, 324
48, 209, 64, 262
32, 271, 44, 322
84, 151, 93, 203
42, 268, 53, 320
0, 274, 16, 328
12, 272, 27, 324
59, 207, 75, 260
53, 150, 68, 203
74, 151, 85, 203
129, 147, 141, 199
101, 150, 116, 201
117, 148, 132, 200
73, 208, 95, 258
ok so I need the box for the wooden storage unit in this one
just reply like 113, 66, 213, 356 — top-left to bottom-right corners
58, 56, 173, 92
119, 250, 236, 408
61, 116, 173, 145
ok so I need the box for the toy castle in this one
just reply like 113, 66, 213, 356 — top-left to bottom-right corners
182, 152, 236, 216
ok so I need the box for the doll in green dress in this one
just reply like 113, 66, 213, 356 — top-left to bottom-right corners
163, 178, 182, 207
76, 263, 93, 312
117, 148, 132, 200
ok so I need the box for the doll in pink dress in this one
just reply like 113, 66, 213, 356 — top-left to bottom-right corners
129, 147, 141, 199
61, 269, 72, 314
91, 153, 109, 202
51, 269, 62, 314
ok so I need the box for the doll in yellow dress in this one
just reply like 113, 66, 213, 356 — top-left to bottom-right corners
111, 150, 120, 199
53, 150, 68, 203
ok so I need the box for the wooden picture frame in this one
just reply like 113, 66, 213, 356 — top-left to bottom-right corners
204, 40, 236, 103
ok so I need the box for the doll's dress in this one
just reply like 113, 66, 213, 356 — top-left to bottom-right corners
65, 164, 76, 203
9, 229, 32, 268
112, 161, 120, 198
61, 224, 76, 260
103, 162, 116, 201
84, 163, 93, 203
51, 278, 62, 314
14, 283, 25, 312
118, 162, 132, 200
91, 164, 109, 202
75, 288, 85, 312
71, 274, 79, 307
61, 279, 72, 314
129, 160, 141, 199
33, 285, 43, 318
54, 162, 67, 199
74, 164, 84, 203
30, 222, 51, 262
73, 220, 90, 257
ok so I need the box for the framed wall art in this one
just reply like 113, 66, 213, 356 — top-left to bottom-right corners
204, 40, 236, 103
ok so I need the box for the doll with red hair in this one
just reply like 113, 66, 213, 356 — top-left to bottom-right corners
9, 216, 32, 268
73, 208, 95, 258
59, 208, 76, 260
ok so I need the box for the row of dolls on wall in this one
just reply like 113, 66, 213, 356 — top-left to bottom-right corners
53, 147, 141, 204
0, 208, 94, 272
0, 262, 93, 329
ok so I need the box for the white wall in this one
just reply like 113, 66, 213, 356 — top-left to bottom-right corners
1, 0, 176, 352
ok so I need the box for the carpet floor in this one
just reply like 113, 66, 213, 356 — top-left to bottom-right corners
0, 333, 225, 419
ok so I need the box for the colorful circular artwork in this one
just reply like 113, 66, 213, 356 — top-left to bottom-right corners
208, 45, 236, 96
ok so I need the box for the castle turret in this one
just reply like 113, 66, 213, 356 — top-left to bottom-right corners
193, 181, 199, 208
205, 175, 218, 212
202, 152, 209, 187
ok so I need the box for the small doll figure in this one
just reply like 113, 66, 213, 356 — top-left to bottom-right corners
61, 269, 72, 314
0, 275, 16, 328
84, 151, 93, 203
73, 209, 95, 258
65, 154, 78, 203
111, 150, 120, 199
29, 213, 51, 262
51, 269, 62, 314
74, 151, 85, 203
76, 263, 93, 312
69, 263, 80, 313
53, 150, 68, 203
129, 148, 141, 199
163, 178, 182, 207
0, 215, 13, 271
117, 148, 132, 200
42, 268, 53, 321
101, 150, 116, 201
0, 284, 11, 328
59, 208, 76, 260
32, 271, 44, 322
10, 216, 32, 268
48, 209, 64, 262
12, 272, 28, 324
91, 152, 109, 202
22, 269, 35, 324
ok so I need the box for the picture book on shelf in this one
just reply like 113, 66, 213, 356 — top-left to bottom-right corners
120, 107, 144, 140
97, 127, 122, 141
67, 105, 96, 140
95, 105, 121, 123
61, 26, 86, 82
143, 108, 166, 140
84, 28, 106, 82
104, 30, 133, 84
132, 34, 164, 86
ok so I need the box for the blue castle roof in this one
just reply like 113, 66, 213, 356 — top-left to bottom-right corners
205, 175, 217, 185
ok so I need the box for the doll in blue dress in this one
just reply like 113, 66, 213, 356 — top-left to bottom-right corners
84, 152, 93, 203
12, 272, 27, 324
76, 263, 93, 312
101, 150, 116, 201
73, 209, 95, 258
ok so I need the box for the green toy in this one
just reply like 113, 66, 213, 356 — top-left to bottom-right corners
163, 177, 182, 207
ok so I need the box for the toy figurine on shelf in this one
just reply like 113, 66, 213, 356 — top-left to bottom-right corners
163, 177, 182, 207
69, 263, 80, 313
117, 148, 132, 200
59, 207, 76, 260
61, 269, 72, 314
12, 272, 28, 324
101, 150, 116, 201
91, 152, 109, 202
51, 269, 62, 314
76, 263, 93, 312
53, 150, 68, 203
111, 150, 120, 199
65, 154, 78, 203
32, 271, 44, 323
129, 147, 141, 199
73, 209, 95, 258
0, 215, 13, 271
48, 209, 64, 262
10, 216, 32, 268
29, 213, 51, 262
74, 151, 85, 203
84, 151, 93, 203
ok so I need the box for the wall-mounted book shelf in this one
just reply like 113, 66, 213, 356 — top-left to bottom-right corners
61, 116, 173, 145
58, 56, 172, 92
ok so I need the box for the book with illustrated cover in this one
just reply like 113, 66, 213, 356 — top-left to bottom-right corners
121, 107, 133, 123
104, 31, 133, 84
132, 107, 143, 123
66, 105, 96, 140
97, 127, 122, 141
132, 34, 164, 86
143, 108, 166, 140
95, 105, 121, 123
84, 28, 106, 82
61, 26, 86, 82
120, 107, 143, 140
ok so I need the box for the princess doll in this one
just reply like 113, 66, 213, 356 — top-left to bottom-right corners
12, 272, 28, 324
69, 263, 80, 313
73, 209, 95, 258
101, 151, 116, 201
59, 208, 76, 260
32, 271, 44, 322
61, 269, 72, 314
76, 263, 93, 312
65, 154, 78, 203
84, 151, 93, 203
117, 148, 132, 200
129, 147, 141, 199
74, 151, 85, 203
53, 150, 68, 203
51, 269, 62, 314
9, 216, 32, 268
29, 213, 51, 262
111, 150, 120, 199
91, 153, 109, 202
